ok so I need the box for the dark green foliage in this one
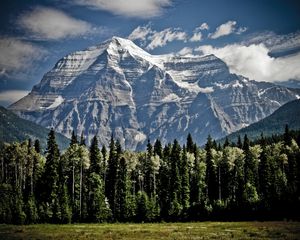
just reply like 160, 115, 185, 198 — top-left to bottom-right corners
105, 136, 119, 219
70, 130, 78, 146
40, 128, 60, 222
186, 133, 194, 153
181, 147, 190, 210
87, 173, 111, 222
205, 135, 218, 202
1, 129, 300, 224
153, 139, 163, 158
89, 136, 102, 175
34, 139, 41, 153
224, 99, 300, 142
0, 106, 69, 150
80, 132, 86, 146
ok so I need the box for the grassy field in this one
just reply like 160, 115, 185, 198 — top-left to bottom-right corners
0, 221, 300, 240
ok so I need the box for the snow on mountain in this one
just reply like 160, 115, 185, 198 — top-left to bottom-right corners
9, 37, 300, 149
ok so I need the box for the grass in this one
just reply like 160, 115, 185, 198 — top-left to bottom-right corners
0, 221, 300, 240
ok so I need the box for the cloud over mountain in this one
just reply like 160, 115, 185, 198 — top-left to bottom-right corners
17, 7, 97, 40
196, 43, 300, 82
74, 0, 172, 18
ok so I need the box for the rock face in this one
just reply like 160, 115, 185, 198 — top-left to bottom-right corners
9, 37, 300, 149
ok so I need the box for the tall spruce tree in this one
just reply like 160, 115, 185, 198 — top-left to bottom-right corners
181, 146, 190, 210
89, 136, 102, 175
70, 130, 78, 146
106, 136, 119, 219
115, 157, 129, 221
205, 135, 218, 202
41, 128, 60, 222
169, 139, 182, 218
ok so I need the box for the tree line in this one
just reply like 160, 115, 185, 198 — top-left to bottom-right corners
0, 126, 299, 224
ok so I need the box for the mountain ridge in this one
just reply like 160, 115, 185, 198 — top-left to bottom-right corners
220, 99, 300, 142
0, 106, 70, 150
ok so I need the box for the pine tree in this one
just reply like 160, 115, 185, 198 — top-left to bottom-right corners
284, 124, 292, 145
258, 142, 272, 208
89, 136, 102, 175
70, 130, 78, 146
153, 139, 163, 158
169, 139, 182, 218
158, 144, 171, 220
40, 128, 60, 222
237, 135, 243, 149
115, 157, 129, 221
80, 132, 86, 146
205, 135, 218, 202
186, 133, 194, 153
181, 146, 190, 211
106, 136, 119, 219
145, 140, 155, 197
34, 139, 41, 154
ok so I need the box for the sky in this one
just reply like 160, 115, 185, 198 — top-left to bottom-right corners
0, 0, 300, 106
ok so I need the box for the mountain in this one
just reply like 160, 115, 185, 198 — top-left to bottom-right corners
9, 37, 300, 149
0, 106, 70, 150
222, 99, 300, 142
275, 79, 300, 89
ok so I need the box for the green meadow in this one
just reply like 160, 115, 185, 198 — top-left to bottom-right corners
1, 221, 300, 240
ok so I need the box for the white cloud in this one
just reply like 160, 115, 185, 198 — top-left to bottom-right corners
0, 90, 29, 106
243, 31, 300, 55
177, 47, 193, 55
128, 24, 154, 41
236, 27, 247, 35
190, 32, 202, 42
196, 23, 209, 31
17, 7, 95, 40
74, 0, 172, 18
146, 28, 188, 50
0, 37, 46, 74
209, 21, 237, 39
195, 43, 300, 82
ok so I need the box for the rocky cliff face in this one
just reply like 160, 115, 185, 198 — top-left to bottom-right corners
9, 37, 299, 149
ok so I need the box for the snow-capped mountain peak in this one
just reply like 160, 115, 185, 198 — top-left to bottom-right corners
9, 37, 300, 149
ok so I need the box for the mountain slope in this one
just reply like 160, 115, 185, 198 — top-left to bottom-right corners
223, 99, 300, 141
0, 106, 70, 150
9, 37, 300, 149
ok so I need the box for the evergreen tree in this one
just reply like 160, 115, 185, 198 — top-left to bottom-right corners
284, 124, 292, 146
144, 140, 155, 197
106, 136, 119, 219
169, 139, 182, 218
186, 133, 194, 153
80, 132, 86, 146
89, 136, 102, 175
259, 142, 272, 208
70, 130, 78, 146
157, 144, 171, 220
115, 157, 130, 221
153, 139, 163, 158
205, 135, 218, 202
34, 139, 41, 154
181, 146, 190, 211
136, 191, 150, 222
40, 129, 60, 222
237, 135, 243, 149
87, 172, 111, 222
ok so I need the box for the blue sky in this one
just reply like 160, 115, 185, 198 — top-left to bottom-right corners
0, 0, 300, 106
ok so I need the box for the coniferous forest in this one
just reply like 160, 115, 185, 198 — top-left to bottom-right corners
1, 126, 300, 224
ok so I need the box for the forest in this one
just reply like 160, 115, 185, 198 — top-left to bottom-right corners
0, 126, 299, 224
